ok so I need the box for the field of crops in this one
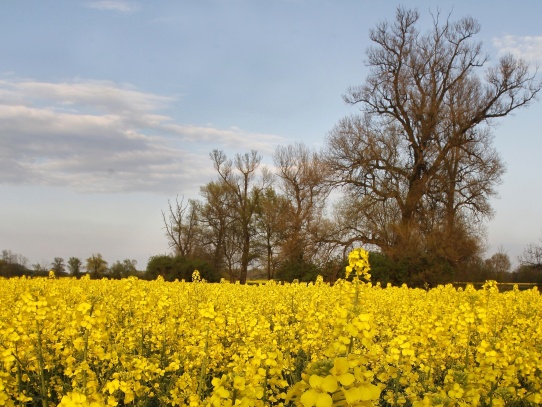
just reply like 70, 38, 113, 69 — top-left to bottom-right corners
1, 263, 541, 406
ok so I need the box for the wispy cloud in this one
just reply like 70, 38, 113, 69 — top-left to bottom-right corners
492, 35, 542, 63
162, 123, 285, 153
0, 78, 285, 194
86, 1, 140, 13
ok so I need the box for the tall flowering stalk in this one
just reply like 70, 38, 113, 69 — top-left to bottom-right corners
345, 248, 371, 281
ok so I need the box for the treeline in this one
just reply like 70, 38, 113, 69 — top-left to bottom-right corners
161, 146, 338, 284
0, 249, 220, 282
0, 250, 139, 280
2, 239, 542, 287
157, 145, 542, 286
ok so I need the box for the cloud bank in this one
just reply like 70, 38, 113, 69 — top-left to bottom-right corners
86, 1, 140, 13
492, 35, 542, 63
0, 78, 285, 194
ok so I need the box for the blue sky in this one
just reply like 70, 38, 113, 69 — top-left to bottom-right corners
1, 0, 541, 271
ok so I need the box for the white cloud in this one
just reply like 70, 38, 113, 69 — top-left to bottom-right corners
161, 123, 285, 154
86, 1, 140, 13
492, 35, 542, 63
1, 80, 171, 114
0, 78, 285, 194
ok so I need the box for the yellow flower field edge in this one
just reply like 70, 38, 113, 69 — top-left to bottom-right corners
0, 249, 540, 406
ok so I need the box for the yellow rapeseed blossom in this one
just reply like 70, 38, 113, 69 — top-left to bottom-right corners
345, 248, 371, 281
0, 252, 540, 406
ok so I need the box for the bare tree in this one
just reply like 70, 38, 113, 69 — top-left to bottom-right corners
221, 221, 243, 282
519, 237, 542, 268
210, 149, 271, 284
162, 196, 200, 258
253, 187, 290, 280
109, 259, 138, 279
199, 180, 237, 274
68, 257, 82, 277
32, 260, 51, 275
51, 257, 66, 275
1, 249, 26, 265
86, 253, 108, 279
273, 143, 332, 264
485, 247, 511, 276
326, 7, 540, 266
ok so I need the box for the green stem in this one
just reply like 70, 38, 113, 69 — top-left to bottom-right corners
36, 320, 48, 407
82, 303, 94, 395
140, 327, 145, 356
82, 328, 89, 392
347, 336, 354, 355
14, 344, 22, 404
263, 367, 269, 405
393, 355, 402, 407
197, 326, 210, 400
354, 279, 360, 313
465, 328, 470, 370
393, 375, 400, 407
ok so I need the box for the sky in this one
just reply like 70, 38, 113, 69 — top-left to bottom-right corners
1, 0, 541, 271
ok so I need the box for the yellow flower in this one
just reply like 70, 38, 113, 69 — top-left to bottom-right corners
346, 248, 371, 280
298, 375, 337, 407
300, 389, 333, 407
343, 384, 381, 403
233, 376, 246, 391
330, 358, 355, 386
105, 379, 120, 394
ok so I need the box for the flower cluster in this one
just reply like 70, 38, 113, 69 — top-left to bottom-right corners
345, 248, 371, 281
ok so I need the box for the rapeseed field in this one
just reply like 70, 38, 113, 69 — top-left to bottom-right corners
0, 250, 541, 406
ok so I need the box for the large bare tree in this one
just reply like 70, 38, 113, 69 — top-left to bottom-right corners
326, 7, 540, 265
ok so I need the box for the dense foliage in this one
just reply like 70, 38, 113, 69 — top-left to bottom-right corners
145, 255, 220, 282
1, 269, 541, 406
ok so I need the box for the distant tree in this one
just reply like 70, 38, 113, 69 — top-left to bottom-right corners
485, 249, 511, 277
86, 253, 108, 279
145, 255, 219, 282
68, 257, 83, 277
210, 149, 271, 284
0, 259, 28, 277
32, 261, 51, 276
366, 250, 453, 287
518, 237, 542, 269
0, 250, 30, 277
199, 180, 237, 273
2, 250, 16, 264
145, 255, 172, 280
275, 257, 321, 282
109, 259, 138, 279
253, 187, 289, 280
1, 249, 28, 267
273, 143, 332, 267
123, 259, 138, 276
220, 220, 243, 282
51, 257, 66, 275
162, 196, 201, 258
